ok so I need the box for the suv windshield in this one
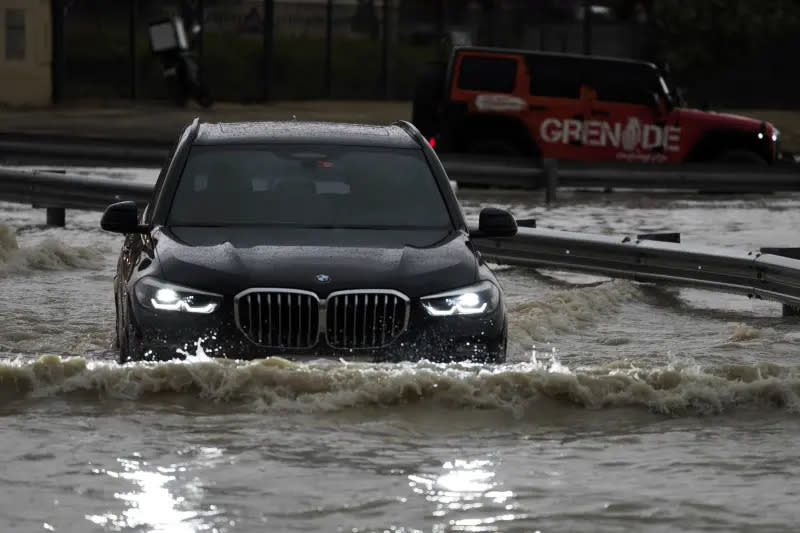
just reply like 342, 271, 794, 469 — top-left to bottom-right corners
168, 145, 453, 229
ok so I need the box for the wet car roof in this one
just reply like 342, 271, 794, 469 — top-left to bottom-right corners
194, 121, 420, 148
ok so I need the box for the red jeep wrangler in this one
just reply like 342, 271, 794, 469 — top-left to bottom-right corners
414, 47, 779, 165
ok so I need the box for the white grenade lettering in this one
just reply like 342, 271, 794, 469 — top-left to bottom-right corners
539, 118, 681, 153
621, 118, 642, 152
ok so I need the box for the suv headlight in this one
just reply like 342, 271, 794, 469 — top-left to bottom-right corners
134, 277, 222, 314
421, 281, 500, 317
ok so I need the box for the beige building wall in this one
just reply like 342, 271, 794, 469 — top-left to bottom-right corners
0, 0, 51, 106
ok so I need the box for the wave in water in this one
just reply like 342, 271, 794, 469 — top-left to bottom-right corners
1, 354, 798, 416
509, 280, 641, 345
0, 225, 106, 275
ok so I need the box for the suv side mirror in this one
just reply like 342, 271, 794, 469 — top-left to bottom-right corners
474, 207, 518, 237
101, 201, 148, 234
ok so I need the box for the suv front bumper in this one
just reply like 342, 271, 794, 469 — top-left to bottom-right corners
126, 298, 507, 363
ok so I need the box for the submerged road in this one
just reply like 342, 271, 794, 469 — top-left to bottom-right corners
2, 169, 800, 532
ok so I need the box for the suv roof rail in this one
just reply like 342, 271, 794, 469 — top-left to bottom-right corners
186, 117, 201, 144
392, 120, 428, 147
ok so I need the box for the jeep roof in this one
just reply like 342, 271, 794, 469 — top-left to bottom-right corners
450, 46, 660, 71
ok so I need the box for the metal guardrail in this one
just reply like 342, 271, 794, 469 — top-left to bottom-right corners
0, 133, 169, 166
472, 227, 800, 314
0, 167, 151, 213
442, 156, 800, 195
2, 133, 800, 194
1, 166, 799, 315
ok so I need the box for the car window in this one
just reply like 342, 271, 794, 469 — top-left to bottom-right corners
456, 55, 517, 93
528, 55, 658, 105
589, 63, 659, 105
528, 55, 584, 98
167, 145, 453, 229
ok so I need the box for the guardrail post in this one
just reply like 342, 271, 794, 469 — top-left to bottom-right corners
544, 158, 558, 205
46, 207, 66, 227
761, 248, 800, 316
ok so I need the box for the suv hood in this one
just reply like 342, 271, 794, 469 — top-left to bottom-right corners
152, 227, 478, 298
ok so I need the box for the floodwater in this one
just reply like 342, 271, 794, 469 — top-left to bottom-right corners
2, 167, 800, 532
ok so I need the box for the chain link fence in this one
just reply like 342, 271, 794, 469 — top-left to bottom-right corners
56, 1, 657, 104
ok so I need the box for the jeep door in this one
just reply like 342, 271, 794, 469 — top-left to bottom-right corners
524, 54, 588, 161
583, 62, 683, 164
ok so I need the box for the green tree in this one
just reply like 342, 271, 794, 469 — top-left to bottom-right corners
649, 0, 800, 74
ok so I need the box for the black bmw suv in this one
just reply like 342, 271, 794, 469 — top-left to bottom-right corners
101, 120, 517, 363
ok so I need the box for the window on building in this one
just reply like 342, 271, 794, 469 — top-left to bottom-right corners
5, 9, 26, 61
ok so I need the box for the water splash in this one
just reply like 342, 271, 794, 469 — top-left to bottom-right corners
509, 280, 641, 345
727, 323, 760, 342
1, 354, 799, 417
0, 225, 106, 275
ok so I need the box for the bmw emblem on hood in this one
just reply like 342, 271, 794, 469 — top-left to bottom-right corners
316, 274, 331, 283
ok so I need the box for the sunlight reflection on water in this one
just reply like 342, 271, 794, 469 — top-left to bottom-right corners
85, 448, 226, 533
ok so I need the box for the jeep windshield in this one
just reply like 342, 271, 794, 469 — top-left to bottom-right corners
168, 145, 453, 229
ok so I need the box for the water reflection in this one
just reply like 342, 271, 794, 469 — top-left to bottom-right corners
408, 458, 526, 532
85, 448, 224, 532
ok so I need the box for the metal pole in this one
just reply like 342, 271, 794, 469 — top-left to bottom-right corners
435, 0, 445, 37
180, 0, 191, 24
263, 0, 275, 101
380, 0, 390, 99
46, 207, 65, 227
544, 158, 558, 205
50, 0, 65, 103
582, 0, 592, 55
486, 0, 495, 46
197, 0, 204, 82
324, 0, 333, 97
129, 0, 137, 100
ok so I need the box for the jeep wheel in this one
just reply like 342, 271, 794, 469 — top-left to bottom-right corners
715, 150, 767, 166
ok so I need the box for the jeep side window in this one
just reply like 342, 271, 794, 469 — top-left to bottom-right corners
456, 56, 517, 93
588, 63, 659, 106
527, 56, 583, 98
528, 55, 658, 106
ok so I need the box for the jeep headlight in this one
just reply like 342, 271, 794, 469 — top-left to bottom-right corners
134, 277, 222, 314
421, 281, 500, 317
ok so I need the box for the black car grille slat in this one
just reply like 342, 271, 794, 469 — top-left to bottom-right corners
236, 291, 319, 349
236, 290, 408, 350
326, 291, 408, 350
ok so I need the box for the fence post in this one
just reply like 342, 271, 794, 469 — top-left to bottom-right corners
262, 0, 275, 101
435, 0, 445, 36
197, 0, 204, 85
582, 0, 592, 54
380, 0, 391, 98
129, 0, 138, 100
544, 158, 558, 205
51, 0, 65, 103
324, 0, 333, 97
